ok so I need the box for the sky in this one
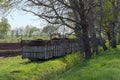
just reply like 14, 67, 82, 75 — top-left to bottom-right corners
6, 10, 47, 29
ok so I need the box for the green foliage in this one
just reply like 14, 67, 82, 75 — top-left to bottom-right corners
54, 46, 120, 80
0, 0, 3, 2
96, 0, 114, 28
64, 52, 81, 69
102, 0, 114, 25
0, 0, 11, 8
0, 18, 10, 38
0, 52, 81, 80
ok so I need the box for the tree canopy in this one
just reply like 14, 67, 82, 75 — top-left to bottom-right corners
0, 18, 10, 38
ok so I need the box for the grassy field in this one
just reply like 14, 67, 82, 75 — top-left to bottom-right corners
0, 52, 81, 80
0, 35, 76, 43
53, 47, 120, 80
0, 36, 50, 43
1, 44, 120, 80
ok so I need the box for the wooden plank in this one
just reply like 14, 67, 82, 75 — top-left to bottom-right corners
22, 46, 45, 53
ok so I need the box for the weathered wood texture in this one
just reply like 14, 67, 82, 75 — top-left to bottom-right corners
0, 43, 21, 50
0, 43, 21, 57
22, 39, 79, 60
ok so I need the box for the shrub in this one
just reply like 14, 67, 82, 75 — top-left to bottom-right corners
63, 52, 81, 69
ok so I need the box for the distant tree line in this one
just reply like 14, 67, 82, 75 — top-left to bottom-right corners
9, 25, 42, 37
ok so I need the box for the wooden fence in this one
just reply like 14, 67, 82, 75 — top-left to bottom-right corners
22, 39, 79, 60
0, 43, 21, 57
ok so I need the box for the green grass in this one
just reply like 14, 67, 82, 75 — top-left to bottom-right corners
1, 46, 120, 80
0, 52, 81, 80
53, 46, 120, 80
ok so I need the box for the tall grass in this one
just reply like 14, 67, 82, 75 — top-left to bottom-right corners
0, 52, 81, 80
54, 46, 120, 80
1, 40, 120, 80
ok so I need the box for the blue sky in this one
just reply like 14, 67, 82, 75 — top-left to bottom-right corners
6, 10, 47, 29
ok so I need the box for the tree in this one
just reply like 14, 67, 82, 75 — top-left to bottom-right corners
98, 0, 120, 48
98, 0, 108, 51
102, 0, 113, 48
27, 26, 40, 37
19, 0, 102, 59
7, 0, 120, 59
110, 0, 120, 48
0, 18, 10, 38
22, 25, 41, 37
87, 0, 98, 54
13, 27, 24, 37
42, 25, 59, 35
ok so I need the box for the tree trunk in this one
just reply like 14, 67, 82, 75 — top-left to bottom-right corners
106, 29, 112, 48
98, 32, 108, 51
111, 22, 117, 48
118, 31, 120, 43
82, 26, 92, 59
70, 0, 92, 59
88, 0, 98, 54
71, 2, 85, 58
111, 1, 119, 48
99, 0, 108, 51
79, 0, 92, 59
74, 27, 84, 58
74, 25, 92, 59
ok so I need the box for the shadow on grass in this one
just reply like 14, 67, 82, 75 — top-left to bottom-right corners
20, 60, 44, 65
20, 55, 65, 65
